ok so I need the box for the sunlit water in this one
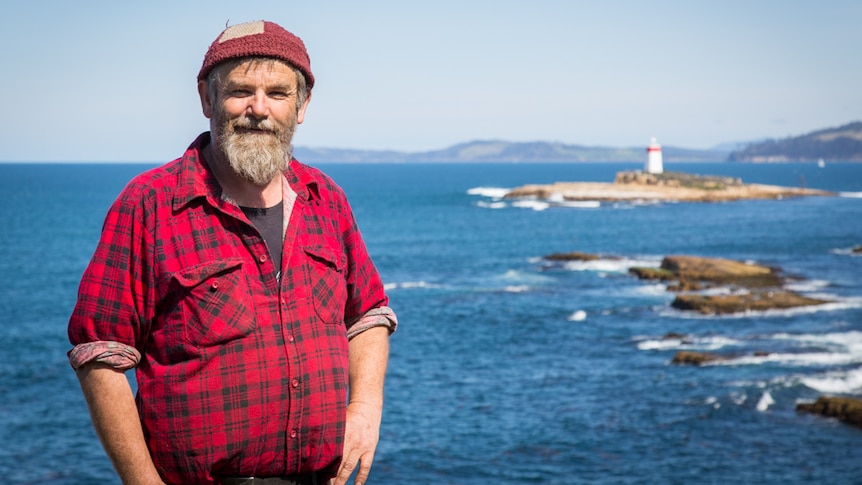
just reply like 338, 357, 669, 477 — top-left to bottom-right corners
1, 161, 860, 483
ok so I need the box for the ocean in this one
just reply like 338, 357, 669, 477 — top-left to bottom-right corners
1, 161, 860, 484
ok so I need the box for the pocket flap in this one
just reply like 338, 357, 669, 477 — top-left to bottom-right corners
172, 258, 244, 288
302, 245, 344, 271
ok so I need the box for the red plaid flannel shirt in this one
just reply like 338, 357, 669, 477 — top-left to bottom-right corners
68, 133, 395, 484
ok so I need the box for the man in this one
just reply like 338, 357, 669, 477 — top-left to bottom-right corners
68, 20, 396, 485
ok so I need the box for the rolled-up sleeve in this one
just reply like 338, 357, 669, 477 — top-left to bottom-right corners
346, 306, 397, 340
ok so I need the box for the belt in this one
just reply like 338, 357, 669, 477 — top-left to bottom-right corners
221, 475, 319, 485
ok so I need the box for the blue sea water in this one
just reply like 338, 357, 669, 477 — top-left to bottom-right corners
1, 161, 861, 484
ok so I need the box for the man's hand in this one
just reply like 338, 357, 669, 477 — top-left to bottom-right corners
333, 401, 382, 485
335, 325, 389, 485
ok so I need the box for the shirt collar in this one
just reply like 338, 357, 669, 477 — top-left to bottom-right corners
172, 132, 320, 211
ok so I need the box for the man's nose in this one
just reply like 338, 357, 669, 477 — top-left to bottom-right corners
246, 92, 269, 118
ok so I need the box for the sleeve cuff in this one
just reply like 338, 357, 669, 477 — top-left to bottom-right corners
68, 341, 141, 371
346, 306, 398, 340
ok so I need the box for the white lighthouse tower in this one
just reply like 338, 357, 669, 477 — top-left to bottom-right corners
645, 137, 663, 174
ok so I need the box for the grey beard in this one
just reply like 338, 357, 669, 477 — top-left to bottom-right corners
216, 112, 298, 187
222, 132, 292, 186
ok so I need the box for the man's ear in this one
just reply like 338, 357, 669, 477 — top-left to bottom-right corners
198, 80, 214, 119
297, 90, 312, 125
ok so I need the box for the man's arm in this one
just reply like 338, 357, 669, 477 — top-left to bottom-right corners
334, 326, 390, 485
76, 363, 166, 485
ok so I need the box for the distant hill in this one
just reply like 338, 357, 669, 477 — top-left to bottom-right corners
728, 121, 862, 162
294, 140, 729, 164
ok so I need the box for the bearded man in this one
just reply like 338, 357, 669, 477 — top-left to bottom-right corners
68, 21, 396, 485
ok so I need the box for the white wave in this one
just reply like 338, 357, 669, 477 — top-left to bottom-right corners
700, 286, 749, 296
496, 269, 556, 285
476, 201, 507, 209
839, 191, 862, 198
801, 367, 862, 394
660, 297, 862, 319
612, 200, 662, 209
557, 200, 602, 209
503, 285, 531, 293
384, 281, 439, 291
719, 351, 862, 367
568, 310, 587, 321
832, 247, 862, 256
771, 330, 862, 353
562, 256, 661, 274
784, 279, 831, 292
633, 283, 669, 296
731, 391, 748, 406
699, 335, 743, 349
756, 391, 775, 412
467, 186, 510, 198
636, 334, 740, 351
512, 200, 550, 211
637, 338, 684, 350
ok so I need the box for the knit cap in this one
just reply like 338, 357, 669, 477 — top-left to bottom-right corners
198, 20, 314, 89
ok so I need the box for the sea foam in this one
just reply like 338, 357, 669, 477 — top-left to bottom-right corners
384, 281, 439, 291
562, 256, 661, 274
800, 367, 862, 394
467, 187, 510, 199
511, 200, 550, 211
476, 201, 507, 209
756, 391, 775, 412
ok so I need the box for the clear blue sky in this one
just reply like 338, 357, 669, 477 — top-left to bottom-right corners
2, 0, 860, 161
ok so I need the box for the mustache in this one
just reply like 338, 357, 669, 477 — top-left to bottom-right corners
230, 116, 278, 133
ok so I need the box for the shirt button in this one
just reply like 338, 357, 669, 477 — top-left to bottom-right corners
210, 281, 220, 291
287, 334, 295, 343
291, 379, 300, 388
259, 254, 268, 263
290, 429, 298, 438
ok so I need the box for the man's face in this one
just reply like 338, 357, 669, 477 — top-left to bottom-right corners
201, 59, 310, 186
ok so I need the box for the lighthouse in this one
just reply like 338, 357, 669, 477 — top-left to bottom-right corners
645, 137, 663, 174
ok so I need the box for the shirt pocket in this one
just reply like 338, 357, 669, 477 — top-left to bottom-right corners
302, 244, 348, 325
170, 258, 257, 347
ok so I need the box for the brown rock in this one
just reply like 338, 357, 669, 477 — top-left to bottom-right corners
661, 255, 782, 288
663, 332, 687, 340
614, 171, 743, 189
544, 251, 601, 262
797, 396, 862, 428
629, 266, 676, 281
671, 290, 828, 315
667, 278, 703, 292
671, 351, 726, 365
853, 245, 862, 254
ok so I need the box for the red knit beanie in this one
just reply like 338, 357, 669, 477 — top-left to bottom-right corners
198, 20, 314, 89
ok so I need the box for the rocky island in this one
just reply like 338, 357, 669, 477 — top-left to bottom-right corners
505, 170, 834, 203
797, 396, 862, 428
542, 252, 831, 315
629, 255, 829, 315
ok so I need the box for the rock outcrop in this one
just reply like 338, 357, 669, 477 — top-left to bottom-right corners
543, 251, 601, 262
671, 290, 828, 315
630, 255, 829, 314
631, 255, 781, 289
853, 245, 862, 254
504, 171, 833, 203
614, 171, 742, 189
797, 396, 862, 428
671, 351, 727, 365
